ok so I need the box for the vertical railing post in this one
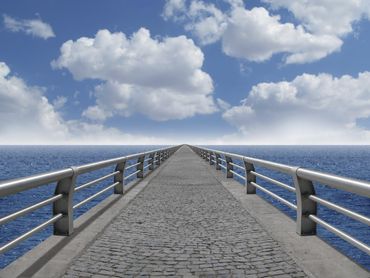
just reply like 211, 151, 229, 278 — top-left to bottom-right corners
53, 167, 77, 236
114, 160, 126, 194
156, 152, 161, 166
215, 153, 221, 170
225, 156, 233, 178
137, 155, 145, 178
243, 160, 256, 194
293, 168, 317, 235
149, 152, 155, 170
210, 152, 214, 165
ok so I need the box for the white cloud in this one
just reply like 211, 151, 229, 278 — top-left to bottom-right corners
162, 0, 187, 21
53, 96, 67, 109
222, 7, 341, 64
163, 0, 366, 64
263, 0, 370, 37
52, 28, 217, 121
0, 61, 67, 143
222, 72, 370, 144
216, 98, 231, 110
0, 61, 169, 144
3, 14, 55, 39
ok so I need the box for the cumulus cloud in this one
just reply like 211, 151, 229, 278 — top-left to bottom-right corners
52, 28, 217, 121
222, 7, 341, 64
0, 61, 168, 144
3, 14, 55, 39
0, 61, 67, 143
222, 72, 370, 144
53, 96, 67, 109
263, 0, 370, 37
163, 0, 367, 64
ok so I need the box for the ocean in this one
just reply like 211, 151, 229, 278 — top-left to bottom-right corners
0, 145, 369, 270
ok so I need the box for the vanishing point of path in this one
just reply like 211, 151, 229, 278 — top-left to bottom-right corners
63, 146, 307, 277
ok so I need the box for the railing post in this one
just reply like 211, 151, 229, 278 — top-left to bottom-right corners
149, 152, 155, 170
53, 167, 77, 236
293, 168, 317, 235
215, 153, 221, 170
156, 152, 161, 166
243, 160, 256, 194
210, 152, 214, 165
114, 160, 126, 194
137, 155, 145, 178
225, 156, 233, 178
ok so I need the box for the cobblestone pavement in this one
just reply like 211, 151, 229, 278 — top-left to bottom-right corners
63, 146, 307, 277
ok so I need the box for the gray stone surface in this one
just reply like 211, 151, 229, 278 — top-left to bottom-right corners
62, 146, 307, 277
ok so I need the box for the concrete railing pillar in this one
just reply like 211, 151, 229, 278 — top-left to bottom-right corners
53, 167, 77, 236
149, 153, 155, 170
210, 152, 214, 165
293, 168, 317, 235
225, 156, 233, 178
155, 152, 161, 166
114, 160, 126, 194
215, 153, 221, 170
137, 155, 145, 178
243, 160, 256, 194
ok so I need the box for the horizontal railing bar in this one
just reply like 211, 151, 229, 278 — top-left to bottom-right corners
73, 182, 118, 210
195, 146, 297, 174
251, 171, 296, 193
74, 146, 172, 175
219, 164, 227, 170
0, 146, 177, 197
74, 171, 119, 192
297, 168, 370, 198
143, 164, 151, 170
308, 215, 370, 255
0, 169, 73, 197
0, 194, 63, 226
230, 162, 245, 171
0, 213, 63, 254
251, 182, 297, 210
245, 157, 297, 174
230, 170, 246, 181
125, 163, 141, 170
211, 159, 216, 163
144, 158, 151, 162
309, 195, 370, 226
124, 170, 141, 181
219, 158, 226, 163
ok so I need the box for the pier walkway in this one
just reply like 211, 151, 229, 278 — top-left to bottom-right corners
1, 145, 368, 277
62, 146, 306, 277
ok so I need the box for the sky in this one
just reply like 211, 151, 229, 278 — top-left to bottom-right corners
1, 0, 370, 145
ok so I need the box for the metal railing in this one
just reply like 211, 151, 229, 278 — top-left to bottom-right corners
0, 145, 180, 254
190, 145, 370, 256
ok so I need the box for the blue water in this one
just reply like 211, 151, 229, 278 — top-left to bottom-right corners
0, 146, 369, 270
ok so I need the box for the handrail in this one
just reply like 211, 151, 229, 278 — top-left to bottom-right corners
0, 145, 180, 255
190, 145, 370, 256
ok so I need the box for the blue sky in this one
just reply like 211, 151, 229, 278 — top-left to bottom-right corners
1, 0, 370, 144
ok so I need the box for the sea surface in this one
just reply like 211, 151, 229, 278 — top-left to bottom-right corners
0, 145, 369, 270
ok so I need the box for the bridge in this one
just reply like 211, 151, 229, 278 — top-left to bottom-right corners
0, 145, 369, 277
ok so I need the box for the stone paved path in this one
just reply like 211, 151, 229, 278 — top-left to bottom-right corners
63, 146, 307, 277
